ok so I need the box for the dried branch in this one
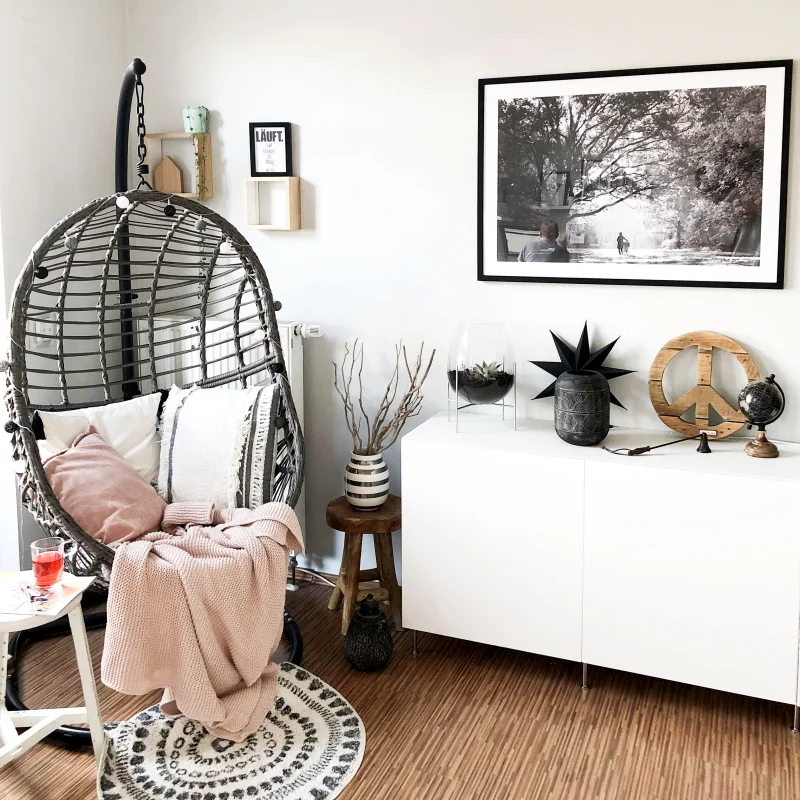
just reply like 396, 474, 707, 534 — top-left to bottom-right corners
357, 347, 371, 447
368, 342, 401, 450
372, 343, 435, 453
333, 339, 364, 452
333, 339, 436, 455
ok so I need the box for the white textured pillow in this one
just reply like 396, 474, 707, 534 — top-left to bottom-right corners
159, 384, 278, 508
39, 393, 162, 484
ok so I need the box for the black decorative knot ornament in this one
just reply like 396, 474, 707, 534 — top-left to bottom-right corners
269, 362, 285, 374
344, 593, 394, 672
531, 321, 634, 409
4, 420, 19, 434
34, 266, 49, 280
164, 203, 176, 218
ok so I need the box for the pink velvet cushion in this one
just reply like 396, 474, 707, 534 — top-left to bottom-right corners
43, 428, 166, 546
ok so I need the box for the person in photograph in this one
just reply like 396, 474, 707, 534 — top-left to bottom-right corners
616, 232, 630, 256
549, 232, 570, 263
517, 223, 549, 261
519, 219, 565, 261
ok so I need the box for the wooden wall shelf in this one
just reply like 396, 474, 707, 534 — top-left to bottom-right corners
144, 132, 212, 201
244, 177, 301, 231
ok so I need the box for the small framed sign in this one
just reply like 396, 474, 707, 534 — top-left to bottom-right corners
249, 122, 293, 177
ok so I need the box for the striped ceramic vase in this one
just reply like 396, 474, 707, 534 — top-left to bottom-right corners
345, 451, 390, 510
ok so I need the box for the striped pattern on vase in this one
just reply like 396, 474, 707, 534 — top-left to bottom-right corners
345, 451, 389, 510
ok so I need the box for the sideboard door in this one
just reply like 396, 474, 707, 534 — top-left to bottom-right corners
583, 460, 800, 704
402, 439, 584, 661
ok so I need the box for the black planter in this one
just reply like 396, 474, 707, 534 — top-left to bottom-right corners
554, 370, 610, 446
344, 594, 394, 671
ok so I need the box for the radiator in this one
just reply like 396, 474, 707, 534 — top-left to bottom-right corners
135, 317, 296, 390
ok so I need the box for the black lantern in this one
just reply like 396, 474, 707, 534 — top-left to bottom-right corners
344, 594, 394, 671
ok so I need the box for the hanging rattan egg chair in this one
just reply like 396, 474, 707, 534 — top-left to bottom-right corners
2, 58, 305, 747
4, 188, 304, 588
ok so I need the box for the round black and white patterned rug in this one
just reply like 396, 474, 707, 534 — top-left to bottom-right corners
98, 662, 365, 800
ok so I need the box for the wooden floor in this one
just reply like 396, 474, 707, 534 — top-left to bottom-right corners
3, 581, 800, 799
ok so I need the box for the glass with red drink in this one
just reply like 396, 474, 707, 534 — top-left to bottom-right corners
31, 537, 66, 588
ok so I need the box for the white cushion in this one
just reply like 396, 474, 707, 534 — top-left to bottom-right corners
39, 393, 162, 484
159, 384, 278, 508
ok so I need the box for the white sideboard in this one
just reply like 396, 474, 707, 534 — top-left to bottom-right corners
401, 413, 800, 714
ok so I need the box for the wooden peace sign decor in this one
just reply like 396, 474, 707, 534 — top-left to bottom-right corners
649, 331, 761, 439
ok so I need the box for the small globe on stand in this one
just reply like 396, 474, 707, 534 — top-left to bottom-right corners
738, 374, 785, 458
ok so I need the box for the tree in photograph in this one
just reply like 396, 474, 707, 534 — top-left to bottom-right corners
498, 90, 693, 231
688, 86, 766, 253
498, 85, 766, 254
641, 87, 766, 252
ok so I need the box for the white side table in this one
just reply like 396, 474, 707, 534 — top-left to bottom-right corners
0, 592, 104, 767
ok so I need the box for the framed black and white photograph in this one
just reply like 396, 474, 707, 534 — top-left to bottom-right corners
479, 61, 792, 288
249, 122, 293, 177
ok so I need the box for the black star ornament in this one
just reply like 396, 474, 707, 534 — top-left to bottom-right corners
530, 322, 635, 409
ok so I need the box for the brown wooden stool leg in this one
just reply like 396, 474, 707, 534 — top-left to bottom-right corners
327, 567, 344, 611
341, 531, 363, 635
375, 533, 403, 632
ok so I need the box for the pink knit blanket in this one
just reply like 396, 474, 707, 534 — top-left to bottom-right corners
101, 502, 304, 742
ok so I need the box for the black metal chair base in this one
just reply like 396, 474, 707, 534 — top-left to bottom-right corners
5, 608, 303, 749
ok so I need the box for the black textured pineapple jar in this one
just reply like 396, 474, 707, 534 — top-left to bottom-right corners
554, 369, 610, 446
344, 594, 394, 671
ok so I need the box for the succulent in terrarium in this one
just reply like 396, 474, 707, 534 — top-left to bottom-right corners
448, 360, 514, 405
464, 361, 504, 384
447, 321, 515, 406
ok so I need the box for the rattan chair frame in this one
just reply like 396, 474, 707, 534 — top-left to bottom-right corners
4, 190, 304, 590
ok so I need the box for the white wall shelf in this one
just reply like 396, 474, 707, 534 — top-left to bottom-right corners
244, 177, 301, 231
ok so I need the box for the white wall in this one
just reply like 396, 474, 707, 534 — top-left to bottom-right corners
123, 0, 798, 576
0, 0, 127, 569
0, 207, 19, 571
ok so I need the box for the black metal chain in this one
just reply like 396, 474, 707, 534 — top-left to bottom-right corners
134, 76, 153, 189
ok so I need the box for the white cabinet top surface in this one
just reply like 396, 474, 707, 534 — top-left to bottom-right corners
403, 413, 800, 483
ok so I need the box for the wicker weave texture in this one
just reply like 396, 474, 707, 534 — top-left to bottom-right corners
5, 190, 304, 588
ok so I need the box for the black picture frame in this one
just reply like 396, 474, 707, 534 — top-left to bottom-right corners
478, 60, 792, 289
249, 122, 293, 177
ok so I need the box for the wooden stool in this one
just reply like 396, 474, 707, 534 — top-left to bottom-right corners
0, 591, 105, 767
326, 495, 402, 635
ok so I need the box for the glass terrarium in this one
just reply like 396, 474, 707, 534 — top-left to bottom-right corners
447, 322, 515, 421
